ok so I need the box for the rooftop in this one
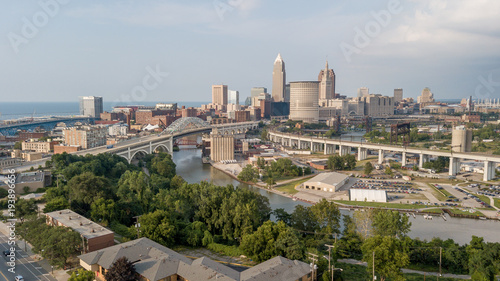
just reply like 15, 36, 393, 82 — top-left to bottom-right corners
45, 209, 114, 239
79, 238, 310, 281
15, 171, 46, 184
305, 172, 349, 186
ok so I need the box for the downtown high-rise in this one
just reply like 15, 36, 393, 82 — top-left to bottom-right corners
79, 96, 103, 118
272, 53, 286, 102
318, 60, 335, 100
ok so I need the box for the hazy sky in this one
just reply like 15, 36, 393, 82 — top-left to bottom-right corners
2, 0, 500, 103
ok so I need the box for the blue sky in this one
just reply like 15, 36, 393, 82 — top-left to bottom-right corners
2, 0, 500, 103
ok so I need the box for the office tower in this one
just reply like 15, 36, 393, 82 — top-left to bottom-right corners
250, 87, 267, 98
394, 88, 403, 103
228, 90, 239, 105
289, 81, 320, 123
272, 53, 286, 102
357, 87, 369, 98
417, 87, 435, 103
318, 61, 335, 100
212, 84, 228, 106
285, 84, 290, 102
79, 96, 103, 118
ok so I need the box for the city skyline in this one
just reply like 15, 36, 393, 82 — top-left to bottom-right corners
2, 1, 500, 103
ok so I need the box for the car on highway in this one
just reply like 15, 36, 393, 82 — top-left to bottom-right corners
15, 276, 24, 281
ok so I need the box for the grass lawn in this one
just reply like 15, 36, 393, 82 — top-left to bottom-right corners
420, 209, 444, 214
494, 198, 500, 209
333, 200, 428, 209
447, 208, 484, 217
274, 177, 313, 195
427, 184, 447, 201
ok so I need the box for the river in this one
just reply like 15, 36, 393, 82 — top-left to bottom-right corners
172, 148, 500, 245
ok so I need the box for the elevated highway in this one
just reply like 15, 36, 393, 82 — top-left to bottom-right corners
268, 131, 500, 181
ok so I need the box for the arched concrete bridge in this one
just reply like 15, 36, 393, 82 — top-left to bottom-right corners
76, 118, 259, 163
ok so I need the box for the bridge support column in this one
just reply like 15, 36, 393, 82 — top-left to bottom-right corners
128, 147, 131, 163
358, 147, 367, 161
378, 149, 384, 165
168, 139, 173, 155
449, 157, 460, 176
402, 152, 407, 167
339, 145, 349, 156
419, 154, 428, 169
324, 143, 328, 155
484, 161, 495, 181
149, 141, 153, 153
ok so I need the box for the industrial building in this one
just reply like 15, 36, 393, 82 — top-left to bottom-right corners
46, 209, 115, 253
302, 172, 349, 192
452, 126, 472, 152
349, 189, 388, 203
209, 128, 235, 162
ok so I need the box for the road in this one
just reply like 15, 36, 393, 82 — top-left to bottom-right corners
0, 232, 55, 281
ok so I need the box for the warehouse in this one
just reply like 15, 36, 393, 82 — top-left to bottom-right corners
302, 172, 349, 192
349, 189, 387, 203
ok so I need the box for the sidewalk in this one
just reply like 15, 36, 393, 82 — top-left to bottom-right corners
0, 220, 70, 281
338, 258, 471, 279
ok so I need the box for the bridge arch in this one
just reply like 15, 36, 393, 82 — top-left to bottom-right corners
161, 117, 210, 135
129, 149, 149, 164
153, 143, 170, 153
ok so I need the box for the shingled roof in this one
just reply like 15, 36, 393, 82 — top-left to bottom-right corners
79, 238, 311, 281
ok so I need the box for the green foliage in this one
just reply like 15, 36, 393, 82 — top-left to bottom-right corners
362, 235, 409, 281
240, 221, 305, 262
238, 165, 259, 182
104, 257, 136, 281
422, 156, 449, 173
325, 129, 340, 138
138, 210, 177, 247
68, 269, 95, 281
327, 155, 357, 171
364, 162, 374, 175
23, 186, 30, 194
372, 210, 411, 238
17, 217, 81, 267
385, 166, 393, 176
0, 188, 8, 199
43, 197, 70, 213
206, 242, 244, 257
15, 198, 38, 221
14, 141, 22, 149
261, 128, 268, 141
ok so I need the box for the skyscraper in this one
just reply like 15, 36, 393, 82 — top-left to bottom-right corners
289, 81, 319, 123
318, 61, 335, 100
272, 53, 286, 102
357, 87, 369, 98
250, 87, 267, 98
79, 96, 103, 118
417, 87, 434, 103
212, 84, 228, 106
228, 90, 239, 105
394, 88, 403, 103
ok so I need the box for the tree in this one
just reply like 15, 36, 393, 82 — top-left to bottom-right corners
372, 210, 411, 238
43, 197, 70, 213
385, 166, 393, 176
265, 176, 275, 189
14, 141, 22, 150
104, 257, 136, 281
23, 186, 31, 194
342, 154, 357, 170
310, 198, 341, 235
68, 269, 94, 281
352, 209, 374, 240
273, 208, 292, 225
261, 128, 268, 141
362, 235, 409, 281
364, 162, 374, 175
138, 210, 177, 247
327, 155, 343, 171
15, 199, 38, 221
238, 165, 259, 182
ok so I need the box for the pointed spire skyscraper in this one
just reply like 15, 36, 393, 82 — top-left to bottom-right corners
318, 60, 335, 100
272, 53, 286, 102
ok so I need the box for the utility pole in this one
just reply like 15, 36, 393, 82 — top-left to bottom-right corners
372, 251, 375, 281
308, 253, 318, 281
439, 247, 442, 280
325, 244, 335, 281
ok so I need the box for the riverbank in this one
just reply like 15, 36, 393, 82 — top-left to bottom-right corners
209, 160, 316, 205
